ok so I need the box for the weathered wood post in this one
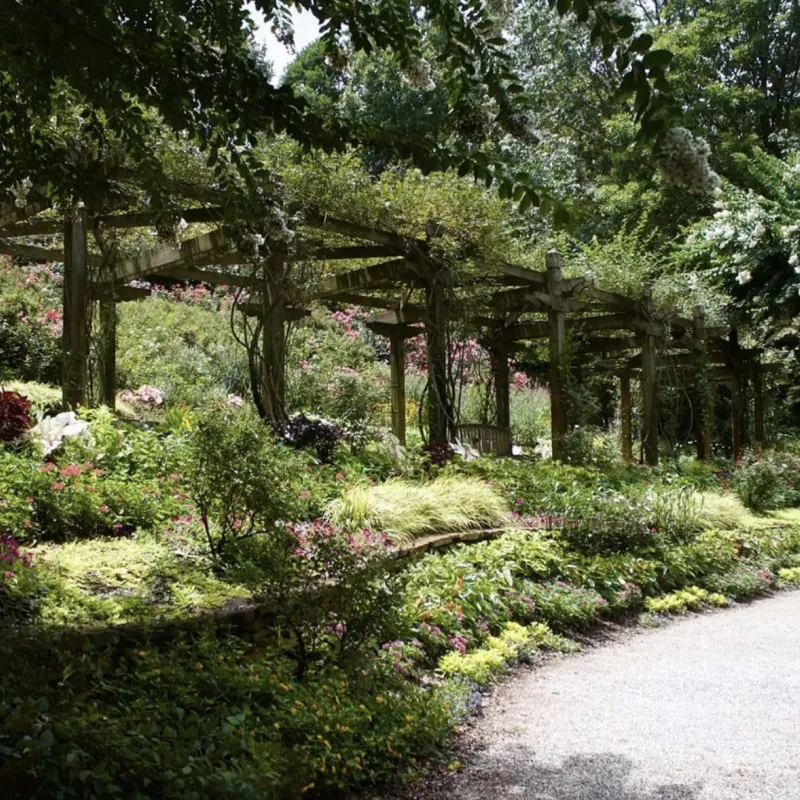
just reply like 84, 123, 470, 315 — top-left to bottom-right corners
389, 332, 407, 445
424, 264, 451, 449
619, 368, 633, 463
492, 347, 511, 430
98, 295, 117, 409
692, 305, 711, 459
753, 363, 765, 450
640, 329, 659, 466
62, 205, 90, 409
547, 251, 568, 461
260, 246, 287, 419
729, 329, 744, 462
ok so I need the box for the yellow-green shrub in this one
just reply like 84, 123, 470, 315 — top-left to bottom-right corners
326, 476, 508, 544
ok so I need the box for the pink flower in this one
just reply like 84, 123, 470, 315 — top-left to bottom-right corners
99, 504, 110, 514
335, 472, 345, 480
50, 481, 64, 492
60, 463, 83, 478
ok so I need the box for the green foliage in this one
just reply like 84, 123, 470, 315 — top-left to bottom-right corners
644, 585, 726, 614
117, 297, 250, 407
700, 564, 776, 599
186, 408, 306, 558
0, 632, 458, 798
0, 259, 61, 384
326, 477, 508, 545
230, 522, 401, 679
733, 453, 791, 512
778, 567, 800, 585
32, 537, 247, 628
3, 381, 62, 417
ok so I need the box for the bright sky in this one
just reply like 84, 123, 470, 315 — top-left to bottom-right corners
249, 5, 321, 79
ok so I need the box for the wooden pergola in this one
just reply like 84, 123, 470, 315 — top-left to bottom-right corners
0, 195, 768, 465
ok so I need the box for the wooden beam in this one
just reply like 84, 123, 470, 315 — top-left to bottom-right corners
547, 251, 568, 461
259, 248, 288, 419
316, 258, 414, 296
369, 306, 426, 326
365, 321, 423, 339
578, 336, 640, 356
0, 238, 105, 267
692, 306, 712, 460
304, 211, 408, 250
0, 191, 51, 229
62, 208, 90, 410
753, 364, 765, 450
425, 272, 451, 447
389, 333, 407, 446
323, 292, 402, 310
620, 369, 633, 463
114, 286, 152, 302
106, 229, 230, 284
491, 346, 511, 434
99, 297, 117, 409
641, 333, 659, 466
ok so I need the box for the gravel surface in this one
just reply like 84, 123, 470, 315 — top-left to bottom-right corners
381, 592, 800, 800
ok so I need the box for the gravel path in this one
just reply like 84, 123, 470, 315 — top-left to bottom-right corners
433, 592, 800, 800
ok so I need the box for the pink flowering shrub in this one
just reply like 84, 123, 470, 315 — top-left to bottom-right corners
0, 533, 39, 623
0, 258, 62, 382
233, 519, 401, 679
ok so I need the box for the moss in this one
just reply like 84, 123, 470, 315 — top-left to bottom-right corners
32, 538, 248, 627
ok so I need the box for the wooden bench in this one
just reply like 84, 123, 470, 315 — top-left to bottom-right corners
456, 424, 512, 456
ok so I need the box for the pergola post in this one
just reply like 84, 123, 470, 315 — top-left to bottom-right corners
753, 364, 765, 450
424, 267, 451, 448
492, 347, 511, 430
731, 372, 744, 462
389, 332, 406, 446
641, 332, 659, 466
692, 305, 712, 460
99, 295, 117, 409
619, 368, 633, 463
547, 251, 568, 461
259, 247, 287, 419
62, 205, 90, 410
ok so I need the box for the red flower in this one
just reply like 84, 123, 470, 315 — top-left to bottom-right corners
50, 481, 65, 492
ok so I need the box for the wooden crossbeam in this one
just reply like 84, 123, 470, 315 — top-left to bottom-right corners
114, 286, 152, 302
324, 293, 403, 310
104, 229, 230, 284
365, 320, 423, 340
0, 191, 51, 229
369, 307, 426, 326
242, 303, 309, 321
304, 211, 408, 251
0, 238, 105, 267
492, 286, 594, 314
577, 336, 640, 355
316, 258, 414, 296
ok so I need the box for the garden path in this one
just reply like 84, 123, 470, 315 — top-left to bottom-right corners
440, 591, 800, 800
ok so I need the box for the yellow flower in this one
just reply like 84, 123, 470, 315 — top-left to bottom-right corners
375, 696, 385, 704
324, 725, 330, 733
358, 704, 367, 711
448, 760, 461, 771
290, 708, 297, 715
273, 723, 280, 730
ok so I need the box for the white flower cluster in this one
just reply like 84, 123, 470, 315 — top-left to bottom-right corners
656, 128, 720, 195
10, 177, 33, 208
505, 112, 541, 146
403, 59, 436, 91
781, 224, 800, 274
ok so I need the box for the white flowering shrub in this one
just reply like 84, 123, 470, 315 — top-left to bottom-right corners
680, 147, 800, 343
656, 128, 720, 195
